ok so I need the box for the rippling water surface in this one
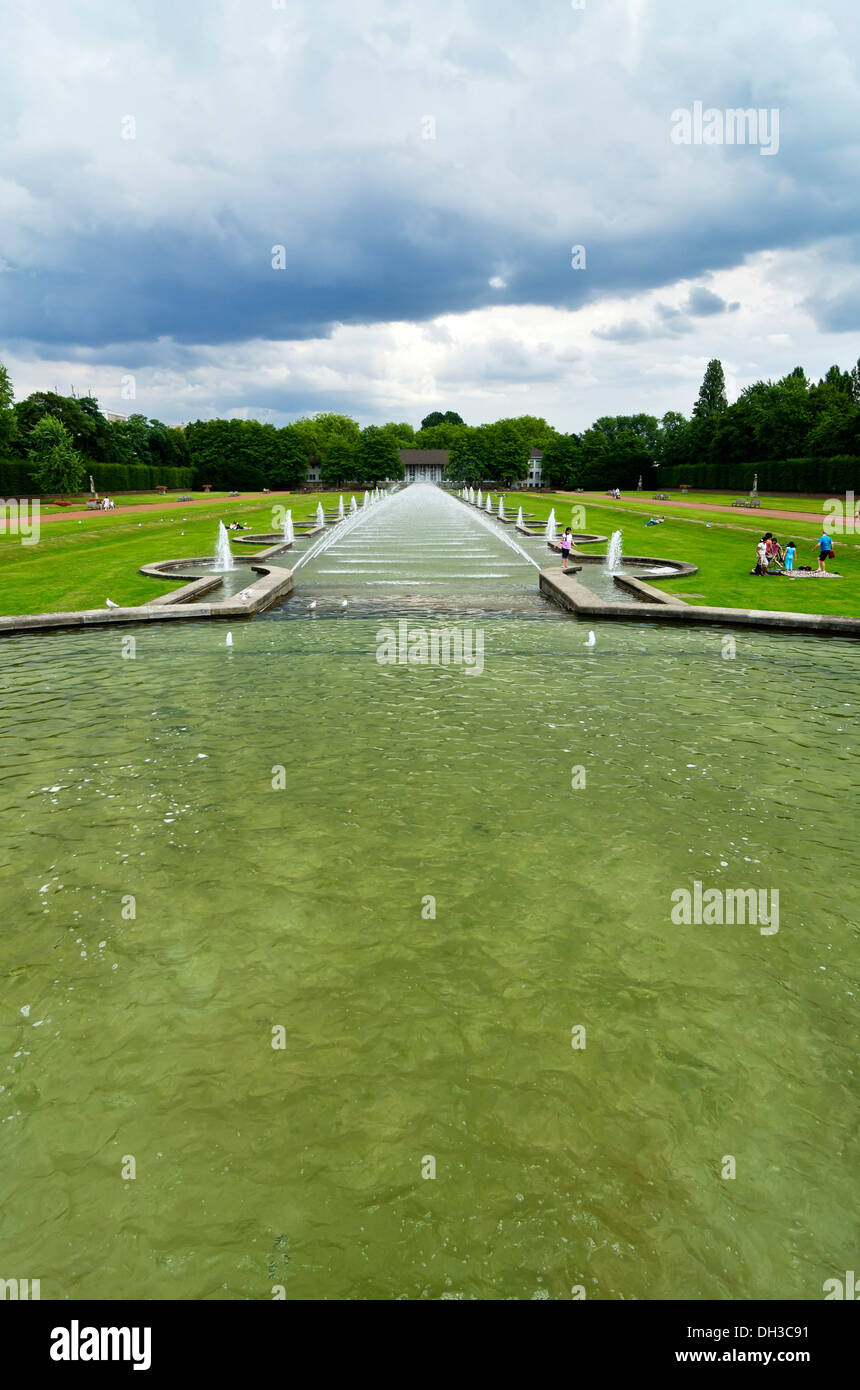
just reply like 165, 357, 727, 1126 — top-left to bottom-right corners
0, 487, 857, 1299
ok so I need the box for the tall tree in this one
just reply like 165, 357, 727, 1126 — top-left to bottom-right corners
0, 362, 16, 453
540, 433, 582, 489
421, 410, 464, 429
413, 422, 466, 449
320, 436, 358, 486
357, 425, 403, 484
692, 359, 728, 419
28, 415, 86, 493
271, 424, 309, 489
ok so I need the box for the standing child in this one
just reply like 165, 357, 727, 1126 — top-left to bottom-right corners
784, 541, 796, 573
560, 527, 573, 571
754, 538, 768, 574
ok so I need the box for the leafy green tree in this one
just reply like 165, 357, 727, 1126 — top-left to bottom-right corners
28, 414, 86, 493
320, 436, 358, 486
445, 434, 485, 485
592, 414, 660, 455
578, 428, 609, 486
603, 431, 652, 489
377, 421, 415, 448
656, 411, 691, 468
806, 400, 860, 457
421, 410, 464, 429
185, 418, 235, 486
357, 425, 403, 484
540, 434, 582, 489
692, 359, 728, 419
270, 424, 309, 489
148, 421, 190, 471
481, 421, 531, 486
75, 396, 113, 461
13, 391, 89, 457
115, 413, 153, 467
0, 362, 16, 453
413, 422, 466, 449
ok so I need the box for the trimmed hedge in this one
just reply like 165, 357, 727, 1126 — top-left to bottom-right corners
660, 457, 860, 493
0, 460, 194, 496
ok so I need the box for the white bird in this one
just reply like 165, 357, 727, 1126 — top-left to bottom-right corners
307, 600, 317, 610
585, 630, 596, 647
226, 632, 233, 646
340, 598, 348, 609
105, 598, 119, 608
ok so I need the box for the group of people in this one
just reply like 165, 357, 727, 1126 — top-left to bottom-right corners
752, 531, 835, 576
98, 496, 115, 510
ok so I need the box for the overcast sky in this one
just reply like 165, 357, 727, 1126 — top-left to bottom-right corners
1, 0, 858, 430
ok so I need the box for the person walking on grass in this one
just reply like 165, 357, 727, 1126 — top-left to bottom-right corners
560, 527, 573, 571
816, 530, 835, 573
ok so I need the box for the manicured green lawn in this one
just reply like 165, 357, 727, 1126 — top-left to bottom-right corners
36, 488, 294, 514
508, 491, 860, 616
579, 488, 852, 514
0, 492, 346, 616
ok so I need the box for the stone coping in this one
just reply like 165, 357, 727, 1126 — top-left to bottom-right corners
0, 556, 295, 636
540, 567, 860, 637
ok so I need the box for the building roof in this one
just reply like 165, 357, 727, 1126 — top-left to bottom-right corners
398, 449, 451, 464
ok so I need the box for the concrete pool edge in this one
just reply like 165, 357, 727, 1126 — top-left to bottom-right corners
0, 558, 295, 635
540, 566, 860, 637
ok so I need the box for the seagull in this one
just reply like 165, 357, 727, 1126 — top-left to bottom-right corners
307, 600, 317, 610
105, 598, 119, 608
340, 598, 348, 609
584, 630, 596, 647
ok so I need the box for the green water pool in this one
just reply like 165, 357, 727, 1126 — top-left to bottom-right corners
0, 488, 857, 1300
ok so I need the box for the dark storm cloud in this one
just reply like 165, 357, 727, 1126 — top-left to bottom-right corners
1, 0, 859, 410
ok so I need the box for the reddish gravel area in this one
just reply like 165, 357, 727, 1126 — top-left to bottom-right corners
574, 492, 829, 524
0, 491, 294, 528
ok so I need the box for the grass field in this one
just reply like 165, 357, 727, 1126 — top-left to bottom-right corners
576, 488, 854, 516
0, 492, 344, 615
34, 489, 282, 514
2, 486, 859, 620
508, 491, 860, 616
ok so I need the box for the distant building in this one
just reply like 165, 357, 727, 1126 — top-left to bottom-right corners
521, 447, 543, 489
104, 411, 127, 424
398, 448, 449, 484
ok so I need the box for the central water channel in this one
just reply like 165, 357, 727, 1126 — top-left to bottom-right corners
0, 484, 856, 1301
271, 483, 634, 618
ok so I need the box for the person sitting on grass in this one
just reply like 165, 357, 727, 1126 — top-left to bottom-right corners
784, 541, 796, 573
766, 534, 784, 567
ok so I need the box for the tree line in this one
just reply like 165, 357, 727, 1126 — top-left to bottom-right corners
1, 358, 858, 495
